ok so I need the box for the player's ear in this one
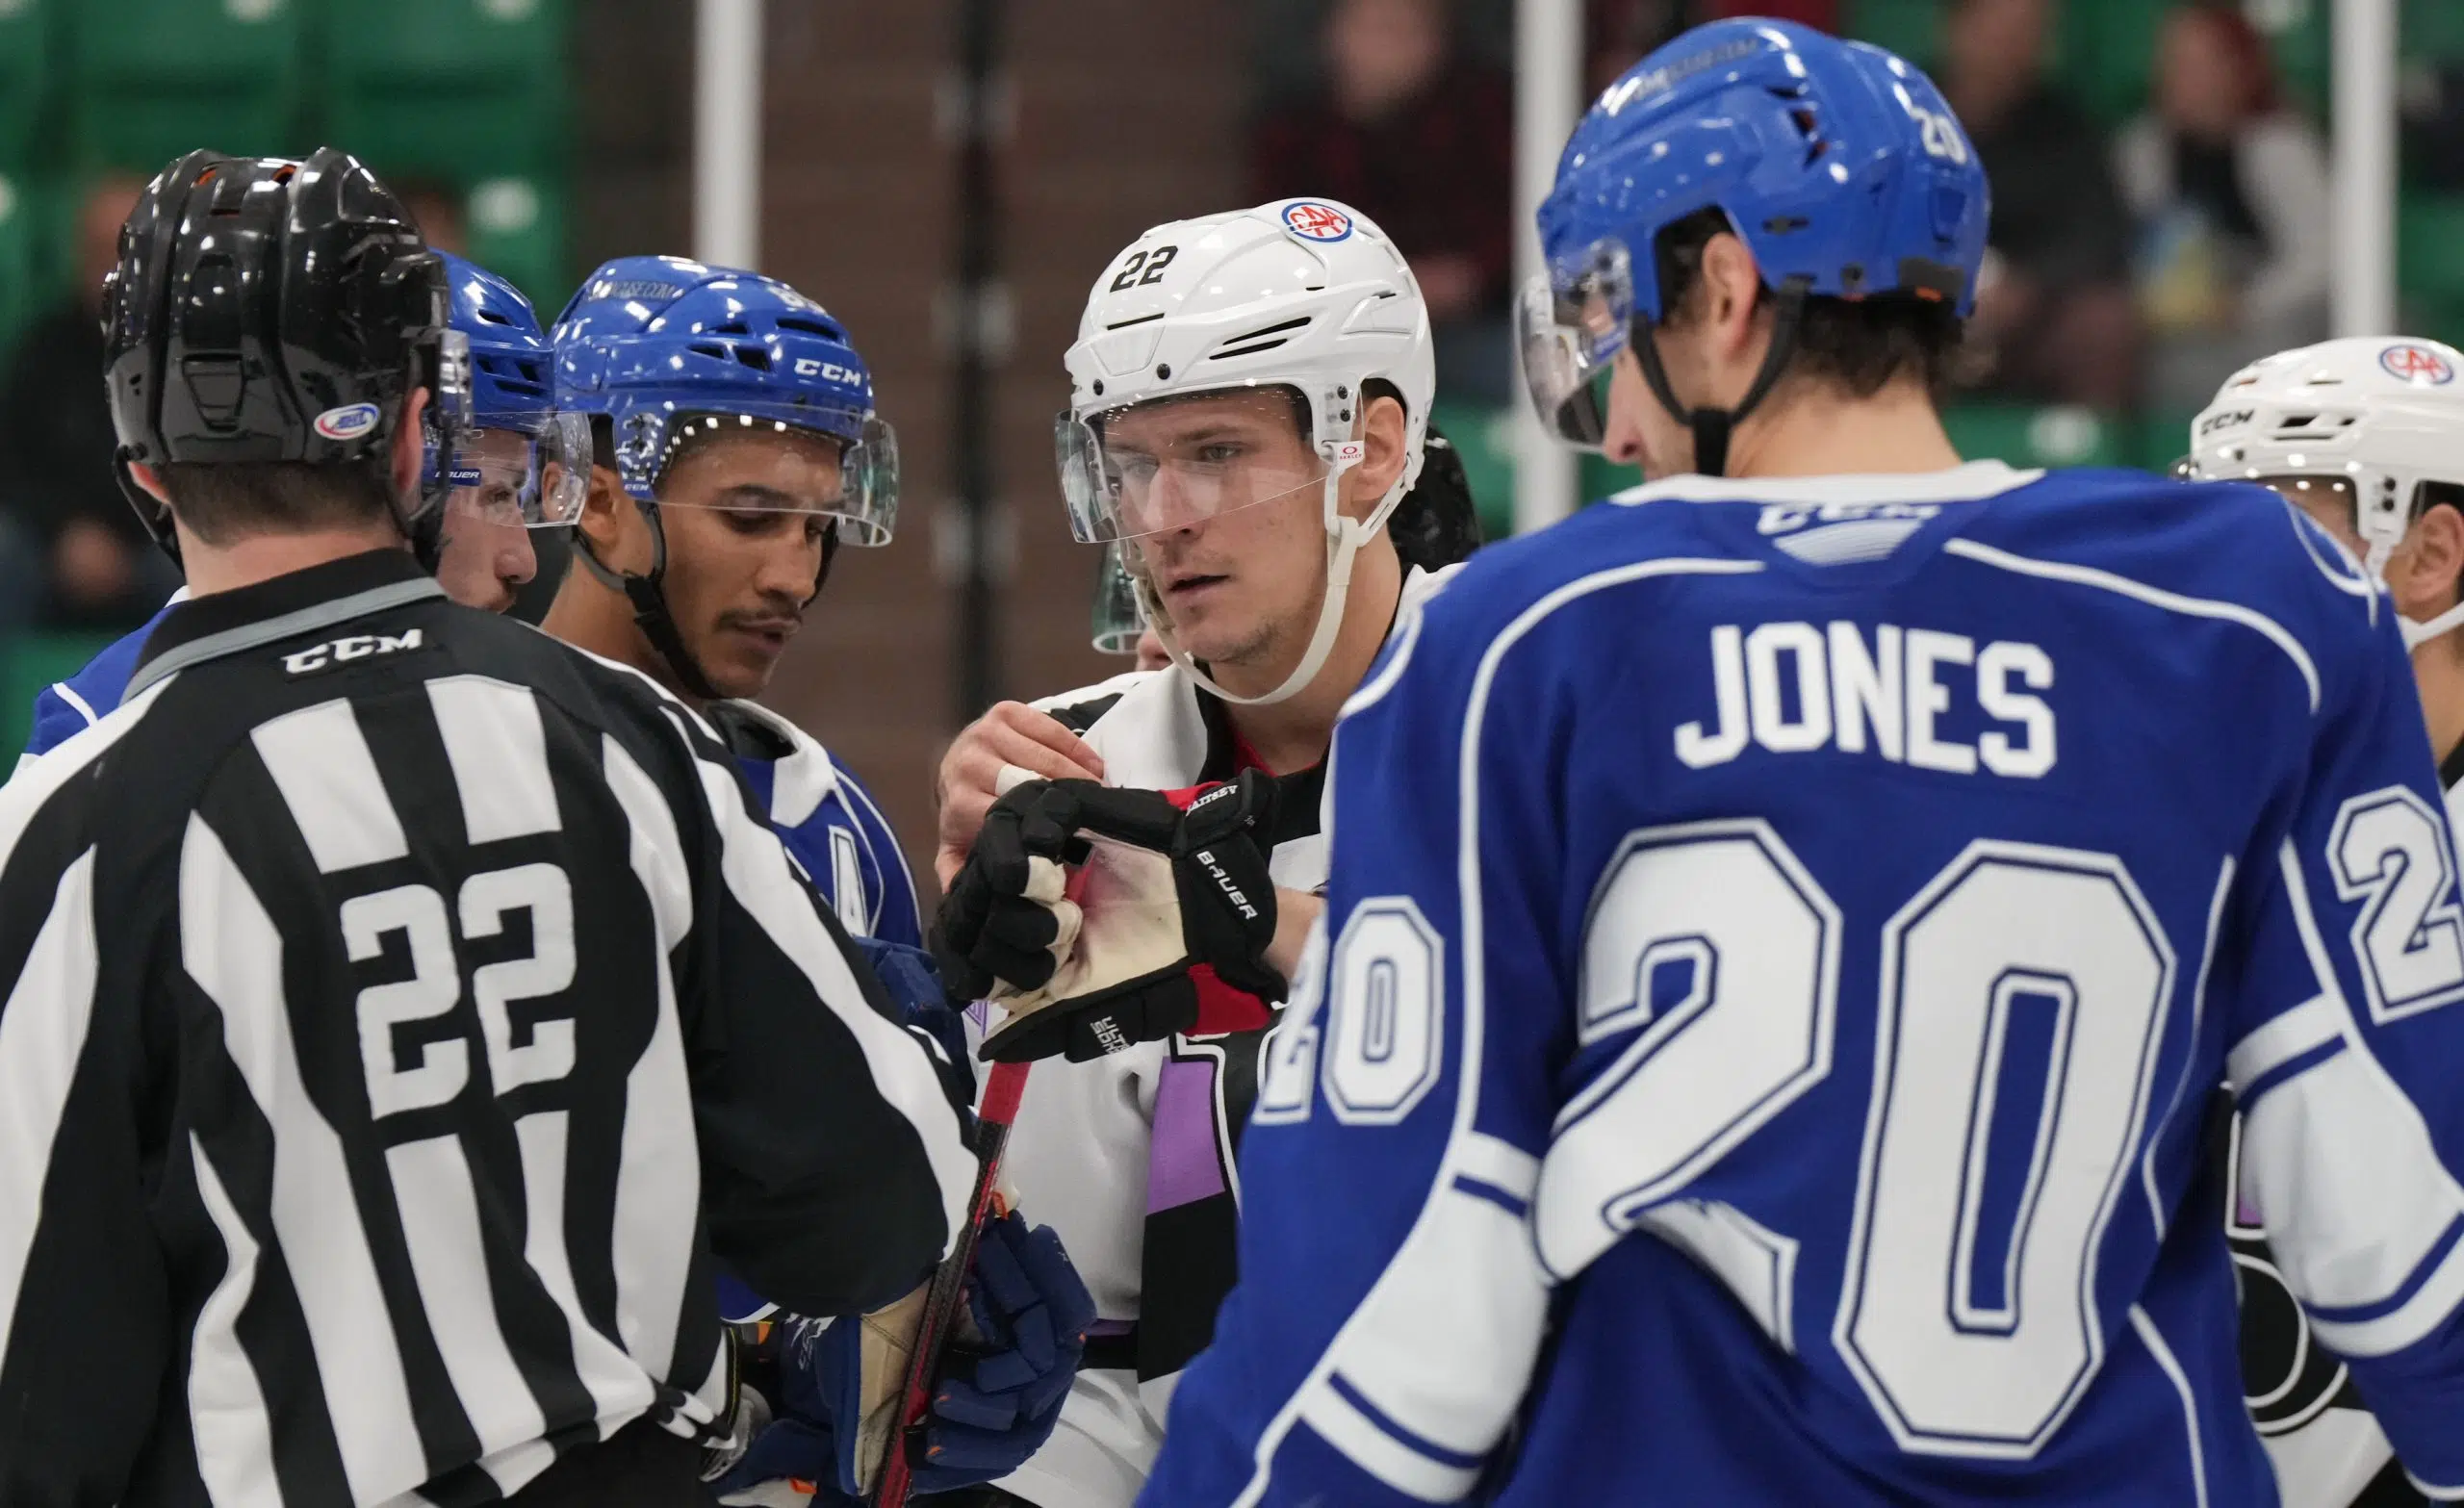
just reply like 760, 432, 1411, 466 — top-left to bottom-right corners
125, 460, 172, 506
2405, 503, 2464, 619
389, 387, 431, 506
1697, 231, 1764, 360
578, 464, 652, 574
1343, 394, 1411, 522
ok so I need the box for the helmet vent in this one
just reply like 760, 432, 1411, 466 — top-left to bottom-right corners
690, 342, 728, 360
734, 346, 772, 372
713, 319, 750, 335
777, 316, 843, 340
1210, 315, 1312, 361
1105, 312, 1164, 331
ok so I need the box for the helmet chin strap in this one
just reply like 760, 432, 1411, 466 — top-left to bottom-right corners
2403, 601, 2464, 650
2358, 535, 2464, 649
1630, 278, 1811, 478
571, 498, 728, 702
1143, 454, 1390, 708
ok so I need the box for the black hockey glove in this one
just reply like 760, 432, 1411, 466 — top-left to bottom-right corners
933, 773, 1285, 1063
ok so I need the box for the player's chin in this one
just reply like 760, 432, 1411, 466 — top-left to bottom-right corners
698, 637, 781, 701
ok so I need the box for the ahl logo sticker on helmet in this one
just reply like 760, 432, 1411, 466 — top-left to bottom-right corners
314, 402, 382, 441
1282, 201, 1354, 243
2379, 344, 2455, 385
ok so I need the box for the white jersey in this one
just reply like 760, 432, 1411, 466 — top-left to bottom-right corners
990, 565, 1454, 1508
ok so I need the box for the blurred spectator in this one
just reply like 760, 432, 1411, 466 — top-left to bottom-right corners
1939, 0, 2142, 410
2116, 3, 2331, 412
1252, 0, 1513, 402
0, 171, 178, 633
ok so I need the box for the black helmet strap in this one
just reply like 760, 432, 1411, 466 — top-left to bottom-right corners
1630, 275, 1812, 479
570, 498, 727, 703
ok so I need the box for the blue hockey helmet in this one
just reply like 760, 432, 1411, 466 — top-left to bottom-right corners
552, 254, 897, 546
550, 255, 897, 700
437, 250, 589, 527
1521, 17, 1988, 472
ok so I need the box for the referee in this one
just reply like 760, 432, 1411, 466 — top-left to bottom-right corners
0, 150, 974, 1506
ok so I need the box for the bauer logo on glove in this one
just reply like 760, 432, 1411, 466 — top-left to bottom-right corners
932, 771, 1287, 1063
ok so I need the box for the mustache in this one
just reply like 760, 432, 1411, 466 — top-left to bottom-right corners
716, 598, 808, 631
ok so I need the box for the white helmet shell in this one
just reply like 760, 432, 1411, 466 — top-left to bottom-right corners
2189, 337, 2464, 647
1062, 198, 1437, 705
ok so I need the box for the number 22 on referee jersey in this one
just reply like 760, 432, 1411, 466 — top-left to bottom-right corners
344, 862, 578, 1115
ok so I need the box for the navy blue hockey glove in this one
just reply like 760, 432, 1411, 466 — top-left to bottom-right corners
851, 934, 977, 1109
937, 773, 1284, 1063
711, 1213, 1092, 1502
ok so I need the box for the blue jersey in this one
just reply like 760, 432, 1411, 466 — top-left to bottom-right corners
13, 597, 180, 773
1144, 463, 2464, 1507
709, 700, 921, 950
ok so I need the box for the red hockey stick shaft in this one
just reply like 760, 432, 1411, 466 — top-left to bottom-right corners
870, 1058, 1032, 1507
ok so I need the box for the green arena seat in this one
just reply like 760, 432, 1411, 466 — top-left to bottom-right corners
2410, 0, 2464, 62
66, 0, 308, 170
0, 171, 44, 358
0, 0, 55, 173
1844, 0, 1944, 67
1, 634, 116, 761
2057, 0, 2161, 124
2400, 194, 2464, 309
1943, 402, 2131, 471
323, 0, 568, 181
463, 171, 567, 312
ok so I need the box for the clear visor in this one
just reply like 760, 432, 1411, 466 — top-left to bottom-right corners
1516, 238, 1635, 452
649, 407, 900, 546
1091, 540, 1147, 653
1055, 386, 1343, 544
443, 412, 592, 528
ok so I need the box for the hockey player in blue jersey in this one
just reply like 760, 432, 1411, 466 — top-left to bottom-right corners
940, 19, 2464, 1506
12, 249, 578, 773
543, 256, 919, 949
545, 257, 1090, 1504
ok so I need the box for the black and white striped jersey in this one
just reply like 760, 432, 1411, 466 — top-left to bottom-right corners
0, 550, 975, 1507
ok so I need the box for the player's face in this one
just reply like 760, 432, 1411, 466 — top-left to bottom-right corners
1110, 394, 1330, 675
434, 435, 538, 613
1603, 344, 1694, 478
654, 429, 843, 700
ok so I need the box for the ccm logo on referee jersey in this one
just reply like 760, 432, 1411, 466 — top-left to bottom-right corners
282, 628, 425, 676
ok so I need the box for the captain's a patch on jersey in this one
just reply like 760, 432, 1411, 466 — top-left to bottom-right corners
281, 628, 430, 677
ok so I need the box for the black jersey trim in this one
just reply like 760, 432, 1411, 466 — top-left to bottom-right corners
2441, 736, 2464, 800
129, 551, 444, 697
1047, 693, 1125, 736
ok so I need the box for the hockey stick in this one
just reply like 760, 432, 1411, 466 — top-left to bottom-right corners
869, 1057, 1032, 1507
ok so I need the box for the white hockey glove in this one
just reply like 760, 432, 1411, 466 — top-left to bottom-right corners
931, 772, 1286, 1062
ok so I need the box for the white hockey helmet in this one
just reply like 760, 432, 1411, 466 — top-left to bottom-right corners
2187, 336, 2464, 647
1057, 197, 1435, 705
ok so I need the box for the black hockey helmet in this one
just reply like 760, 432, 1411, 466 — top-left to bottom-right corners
1388, 422, 1485, 573
102, 147, 470, 563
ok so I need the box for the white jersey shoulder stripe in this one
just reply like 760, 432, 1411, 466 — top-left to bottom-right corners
1942, 537, 2323, 714
48, 681, 98, 728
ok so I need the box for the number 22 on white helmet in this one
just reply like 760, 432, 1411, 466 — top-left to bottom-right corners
1056, 197, 1435, 705
2186, 336, 2464, 648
